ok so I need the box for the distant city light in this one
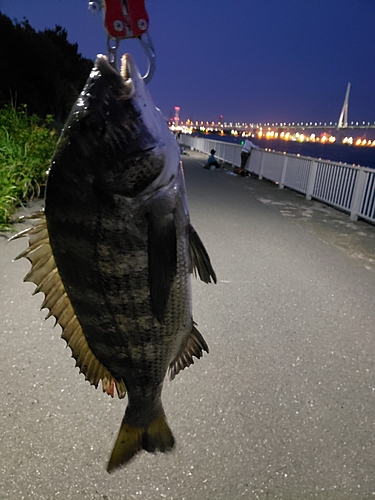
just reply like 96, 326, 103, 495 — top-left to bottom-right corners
169, 117, 375, 148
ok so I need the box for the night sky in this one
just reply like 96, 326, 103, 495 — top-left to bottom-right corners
0, 0, 374, 124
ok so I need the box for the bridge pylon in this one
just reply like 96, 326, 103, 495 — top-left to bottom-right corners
337, 82, 351, 129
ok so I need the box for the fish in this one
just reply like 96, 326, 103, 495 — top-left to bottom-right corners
12, 53, 216, 472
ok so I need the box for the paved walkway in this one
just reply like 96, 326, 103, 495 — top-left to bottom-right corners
1, 150, 375, 499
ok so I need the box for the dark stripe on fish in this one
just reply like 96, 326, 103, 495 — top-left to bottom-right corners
146, 212, 177, 324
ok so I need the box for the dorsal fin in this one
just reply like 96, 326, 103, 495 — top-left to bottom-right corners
11, 213, 126, 399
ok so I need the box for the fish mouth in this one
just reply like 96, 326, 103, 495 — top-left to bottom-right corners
120, 54, 136, 99
94, 54, 135, 100
93, 53, 158, 154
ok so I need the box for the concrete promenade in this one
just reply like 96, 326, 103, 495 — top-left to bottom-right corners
1, 150, 375, 499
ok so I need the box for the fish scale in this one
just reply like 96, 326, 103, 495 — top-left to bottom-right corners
12, 53, 216, 472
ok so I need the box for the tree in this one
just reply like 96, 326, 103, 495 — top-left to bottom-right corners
0, 12, 93, 122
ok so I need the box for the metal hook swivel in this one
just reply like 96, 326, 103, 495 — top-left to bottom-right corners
106, 32, 155, 83
89, 0, 156, 83
138, 32, 155, 84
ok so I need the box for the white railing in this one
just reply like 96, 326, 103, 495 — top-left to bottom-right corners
180, 134, 375, 224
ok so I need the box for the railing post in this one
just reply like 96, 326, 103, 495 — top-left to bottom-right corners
350, 168, 367, 221
258, 151, 266, 180
234, 145, 241, 168
306, 160, 318, 200
279, 155, 288, 189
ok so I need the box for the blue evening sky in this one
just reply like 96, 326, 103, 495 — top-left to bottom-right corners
0, 0, 374, 124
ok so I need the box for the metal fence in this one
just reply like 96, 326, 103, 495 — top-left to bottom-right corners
180, 134, 375, 223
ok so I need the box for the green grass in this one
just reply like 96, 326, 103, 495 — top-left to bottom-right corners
0, 105, 58, 230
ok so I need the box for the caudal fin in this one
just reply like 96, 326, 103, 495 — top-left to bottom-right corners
107, 410, 175, 472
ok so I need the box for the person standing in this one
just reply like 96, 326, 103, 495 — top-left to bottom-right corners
240, 137, 259, 171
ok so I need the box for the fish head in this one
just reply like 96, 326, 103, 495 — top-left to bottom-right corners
54, 53, 180, 198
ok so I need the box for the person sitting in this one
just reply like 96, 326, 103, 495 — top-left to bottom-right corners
204, 149, 220, 169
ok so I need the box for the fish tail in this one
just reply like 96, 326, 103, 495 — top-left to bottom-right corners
107, 410, 175, 473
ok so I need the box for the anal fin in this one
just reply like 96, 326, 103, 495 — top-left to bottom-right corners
169, 324, 209, 381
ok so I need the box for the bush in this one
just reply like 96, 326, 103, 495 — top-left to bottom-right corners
0, 105, 57, 229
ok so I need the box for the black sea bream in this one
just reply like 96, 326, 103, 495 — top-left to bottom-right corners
12, 54, 216, 472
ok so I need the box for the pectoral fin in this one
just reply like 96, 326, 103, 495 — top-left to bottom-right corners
147, 214, 177, 323
11, 213, 126, 399
169, 324, 209, 380
188, 224, 217, 284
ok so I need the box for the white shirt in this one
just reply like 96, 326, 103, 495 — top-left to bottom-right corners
242, 139, 258, 153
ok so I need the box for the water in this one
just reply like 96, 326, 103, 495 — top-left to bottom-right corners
196, 133, 375, 169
